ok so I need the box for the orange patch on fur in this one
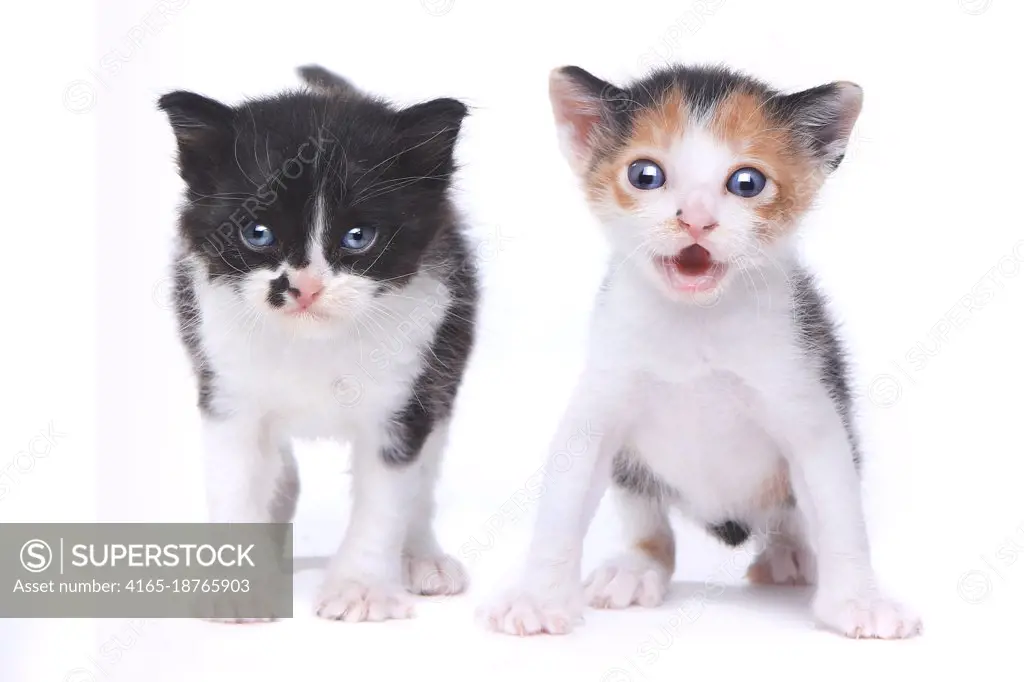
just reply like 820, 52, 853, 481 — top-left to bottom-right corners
630, 88, 688, 149
584, 87, 688, 214
757, 460, 793, 510
709, 90, 823, 238
586, 158, 637, 211
636, 533, 675, 572
746, 559, 775, 585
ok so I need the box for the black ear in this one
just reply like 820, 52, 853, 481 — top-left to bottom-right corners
157, 90, 235, 147
549, 66, 623, 174
297, 64, 359, 96
782, 81, 863, 171
157, 90, 236, 190
393, 97, 469, 175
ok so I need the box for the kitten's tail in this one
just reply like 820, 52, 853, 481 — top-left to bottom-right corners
297, 64, 357, 95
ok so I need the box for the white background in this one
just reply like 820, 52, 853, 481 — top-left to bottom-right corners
3, 0, 1022, 679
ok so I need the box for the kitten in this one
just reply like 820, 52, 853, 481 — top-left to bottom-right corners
480, 64, 922, 639
158, 65, 478, 622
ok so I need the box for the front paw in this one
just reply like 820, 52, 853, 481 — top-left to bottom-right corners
746, 542, 816, 586
403, 552, 468, 596
478, 585, 583, 636
316, 578, 414, 623
813, 589, 923, 639
585, 553, 670, 609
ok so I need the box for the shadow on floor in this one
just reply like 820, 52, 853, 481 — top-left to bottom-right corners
660, 580, 813, 618
292, 556, 813, 622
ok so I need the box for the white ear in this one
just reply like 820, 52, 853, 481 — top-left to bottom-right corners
785, 81, 863, 170
548, 66, 617, 175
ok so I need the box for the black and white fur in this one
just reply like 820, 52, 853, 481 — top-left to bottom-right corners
159, 65, 477, 621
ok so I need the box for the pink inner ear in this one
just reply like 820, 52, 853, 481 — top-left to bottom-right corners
550, 78, 603, 159
561, 108, 601, 152
832, 82, 864, 140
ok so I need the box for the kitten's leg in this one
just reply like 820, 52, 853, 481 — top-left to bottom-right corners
746, 508, 816, 586
585, 483, 674, 609
479, 373, 619, 636
760, 385, 921, 639
401, 420, 468, 597
269, 441, 300, 524
315, 430, 423, 622
202, 413, 291, 623
203, 413, 287, 524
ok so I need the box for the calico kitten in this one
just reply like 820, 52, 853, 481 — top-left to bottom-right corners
159, 65, 477, 622
481, 64, 921, 639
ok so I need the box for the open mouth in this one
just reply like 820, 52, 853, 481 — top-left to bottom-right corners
655, 245, 729, 293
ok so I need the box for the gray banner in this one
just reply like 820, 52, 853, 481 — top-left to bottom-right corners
1, 523, 293, 618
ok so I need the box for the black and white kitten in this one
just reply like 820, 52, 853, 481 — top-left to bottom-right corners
158, 65, 478, 622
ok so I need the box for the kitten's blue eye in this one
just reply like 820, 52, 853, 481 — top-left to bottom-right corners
341, 226, 377, 251
726, 167, 767, 198
627, 160, 666, 190
240, 223, 275, 249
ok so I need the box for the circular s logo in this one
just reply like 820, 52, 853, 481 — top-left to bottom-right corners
20, 539, 53, 573
421, 0, 454, 16
63, 80, 98, 114
957, 569, 992, 604
867, 374, 902, 408
64, 668, 98, 682
959, 0, 992, 15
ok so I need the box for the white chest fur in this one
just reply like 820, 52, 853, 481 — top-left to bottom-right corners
191, 267, 451, 442
596, 264, 802, 522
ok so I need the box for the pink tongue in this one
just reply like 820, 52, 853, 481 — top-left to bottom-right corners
675, 245, 712, 275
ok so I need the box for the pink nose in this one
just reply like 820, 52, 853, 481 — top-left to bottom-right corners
676, 209, 718, 240
676, 193, 718, 240
291, 272, 324, 309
